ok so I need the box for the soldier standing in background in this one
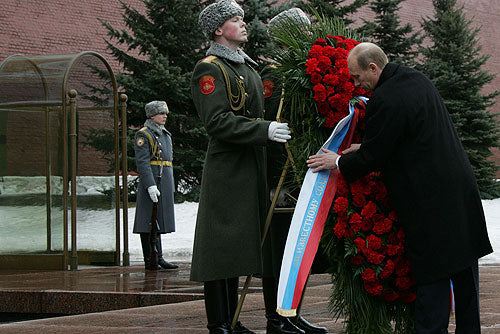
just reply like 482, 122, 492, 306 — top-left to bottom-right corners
190, 1, 291, 333
133, 101, 178, 270
261, 9, 328, 334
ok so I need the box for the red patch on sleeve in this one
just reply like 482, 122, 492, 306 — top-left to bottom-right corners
200, 75, 215, 95
263, 79, 275, 98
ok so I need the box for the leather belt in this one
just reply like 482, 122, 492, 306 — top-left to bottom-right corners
150, 160, 172, 166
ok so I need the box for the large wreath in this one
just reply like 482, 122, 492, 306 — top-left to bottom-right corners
269, 13, 416, 333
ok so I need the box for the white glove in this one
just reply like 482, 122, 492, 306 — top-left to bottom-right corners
268, 121, 291, 143
147, 185, 161, 203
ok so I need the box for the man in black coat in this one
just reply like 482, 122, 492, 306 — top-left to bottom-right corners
306, 42, 492, 333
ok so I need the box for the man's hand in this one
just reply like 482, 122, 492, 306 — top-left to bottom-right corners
306, 148, 340, 172
147, 185, 161, 203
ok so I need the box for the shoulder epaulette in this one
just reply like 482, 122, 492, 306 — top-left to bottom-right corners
138, 127, 159, 159
269, 64, 278, 69
202, 55, 218, 63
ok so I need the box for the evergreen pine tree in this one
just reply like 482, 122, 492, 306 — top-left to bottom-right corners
419, 0, 500, 198
358, 0, 422, 65
101, 0, 208, 201
299, 0, 369, 26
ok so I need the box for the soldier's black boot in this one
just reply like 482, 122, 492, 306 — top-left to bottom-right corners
140, 233, 159, 270
155, 237, 178, 269
263, 277, 304, 334
205, 279, 233, 334
292, 316, 328, 334
227, 277, 255, 334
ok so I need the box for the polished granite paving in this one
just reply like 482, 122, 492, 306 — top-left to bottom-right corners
0, 264, 498, 333
0, 262, 205, 314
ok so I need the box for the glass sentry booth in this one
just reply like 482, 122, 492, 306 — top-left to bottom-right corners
0, 52, 129, 270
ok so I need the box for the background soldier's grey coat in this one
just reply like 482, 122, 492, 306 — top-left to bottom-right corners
190, 43, 271, 282
133, 119, 175, 234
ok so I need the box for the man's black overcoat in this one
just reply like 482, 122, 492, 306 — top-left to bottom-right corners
339, 63, 492, 284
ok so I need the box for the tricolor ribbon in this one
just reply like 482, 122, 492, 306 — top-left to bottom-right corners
277, 97, 368, 316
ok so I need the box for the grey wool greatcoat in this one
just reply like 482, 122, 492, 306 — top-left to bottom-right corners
339, 63, 492, 284
190, 43, 271, 282
133, 119, 175, 234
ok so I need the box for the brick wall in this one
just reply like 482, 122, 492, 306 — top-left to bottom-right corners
0, 0, 145, 176
0, 0, 145, 75
1, 0, 499, 176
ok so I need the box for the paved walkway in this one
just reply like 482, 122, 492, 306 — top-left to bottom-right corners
0, 264, 498, 333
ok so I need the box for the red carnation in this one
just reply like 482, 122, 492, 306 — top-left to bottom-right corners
379, 259, 395, 279
333, 48, 348, 60
353, 86, 367, 97
373, 217, 393, 235
336, 177, 349, 197
327, 93, 345, 109
366, 250, 385, 265
317, 56, 332, 72
349, 213, 362, 232
308, 44, 323, 59
334, 196, 348, 216
352, 193, 367, 208
361, 267, 377, 282
314, 38, 328, 46
359, 217, 372, 232
386, 244, 400, 256
361, 201, 377, 219
310, 72, 322, 85
328, 35, 344, 44
367, 234, 382, 250
305, 58, 319, 74
344, 227, 354, 239
322, 45, 336, 59
364, 280, 383, 296
333, 220, 347, 238
313, 84, 327, 103
335, 58, 348, 69
354, 237, 366, 251
350, 180, 365, 196
323, 112, 337, 128
323, 74, 339, 86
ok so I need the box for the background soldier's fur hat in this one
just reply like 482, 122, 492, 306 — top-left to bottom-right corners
268, 8, 311, 37
198, 0, 244, 39
145, 101, 169, 118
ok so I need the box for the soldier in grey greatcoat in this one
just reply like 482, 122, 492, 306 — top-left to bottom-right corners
191, 1, 291, 333
133, 100, 178, 270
